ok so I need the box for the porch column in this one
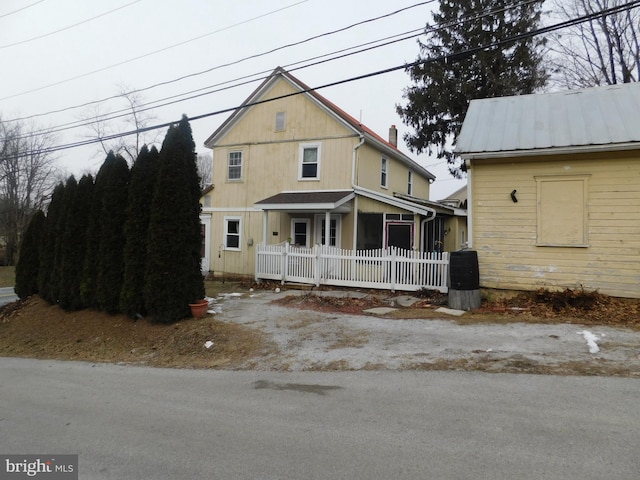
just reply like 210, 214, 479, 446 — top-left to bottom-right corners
262, 210, 268, 245
352, 196, 358, 251
324, 210, 331, 246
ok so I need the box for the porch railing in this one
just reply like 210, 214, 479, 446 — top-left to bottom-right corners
256, 243, 449, 292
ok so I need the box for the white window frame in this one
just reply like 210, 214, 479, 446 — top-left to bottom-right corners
381, 157, 388, 188
290, 218, 311, 247
407, 170, 413, 195
227, 151, 242, 181
298, 143, 321, 180
223, 216, 242, 251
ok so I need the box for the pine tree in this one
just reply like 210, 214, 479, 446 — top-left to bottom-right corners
397, 0, 548, 176
120, 145, 160, 317
145, 116, 205, 323
15, 210, 46, 299
59, 175, 94, 310
37, 182, 65, 304
96, 154, 130, 314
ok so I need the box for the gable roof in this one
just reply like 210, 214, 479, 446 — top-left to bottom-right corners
456, 82, 640, 159
204, 67, 435, 181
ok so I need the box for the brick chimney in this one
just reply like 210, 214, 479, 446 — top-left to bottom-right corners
389, 125, 398, 147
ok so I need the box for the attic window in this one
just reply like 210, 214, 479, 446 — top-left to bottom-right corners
535, 175, 589, 247
275, 112, 286, 131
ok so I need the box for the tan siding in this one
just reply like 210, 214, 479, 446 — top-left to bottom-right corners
471, 151, 640, 298
355, 144, 430, 199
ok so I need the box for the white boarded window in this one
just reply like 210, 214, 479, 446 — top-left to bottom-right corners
536, 175, 589, 247
275, 112, 286, 131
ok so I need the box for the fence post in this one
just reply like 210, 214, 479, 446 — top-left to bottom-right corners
390, 246, 397, 292
314, 244, 321, 287
280, 242, 289, 284
255, 243, 260, 281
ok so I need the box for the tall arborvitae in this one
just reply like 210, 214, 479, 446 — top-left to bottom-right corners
96, 154, 130, 314
120, 145, 160, 317
54, 176, 78, 307
145, 116, 205, 323
15, 210, 46, 299
37, 182, 65, 304
81, 153, 114, 308
59, 174, 94, 310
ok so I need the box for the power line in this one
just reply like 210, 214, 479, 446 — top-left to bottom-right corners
15, 0, 638, 159
0, 0, 142, 49
17, 28, 426, 140
1, 0, 435, 113
0, 0, 46, 20
1, 0, 560, 138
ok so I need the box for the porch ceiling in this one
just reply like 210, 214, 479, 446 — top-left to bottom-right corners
254, 190, 354, 212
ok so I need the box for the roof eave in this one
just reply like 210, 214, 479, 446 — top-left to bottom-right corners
365, 133, 436, 181
458, 142, 640, 160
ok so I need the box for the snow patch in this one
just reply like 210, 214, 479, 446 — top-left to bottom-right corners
578, 330, 600, 354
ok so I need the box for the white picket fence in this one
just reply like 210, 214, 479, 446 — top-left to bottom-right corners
255, 243, 449, 292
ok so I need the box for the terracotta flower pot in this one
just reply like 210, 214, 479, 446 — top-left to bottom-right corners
189, 299, 209, 318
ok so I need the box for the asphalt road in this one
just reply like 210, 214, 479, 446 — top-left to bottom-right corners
0, 287, 17, 307
1, 358, 639, 479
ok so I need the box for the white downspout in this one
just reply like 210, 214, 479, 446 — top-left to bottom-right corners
352, 135, 365, 251
465, 158, 472, 248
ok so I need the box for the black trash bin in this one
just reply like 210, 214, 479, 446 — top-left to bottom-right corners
448, 250, 481, 310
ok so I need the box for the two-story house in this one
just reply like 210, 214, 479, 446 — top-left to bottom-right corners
200, 67, 438, 278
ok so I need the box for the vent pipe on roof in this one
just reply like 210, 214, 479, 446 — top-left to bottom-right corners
389, 125, 398, 147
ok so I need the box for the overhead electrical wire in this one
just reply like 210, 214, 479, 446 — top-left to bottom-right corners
0, 0, 46, 20
11, 0, 638, 160
6, 0, 536, 137
3, 0, 436, 119
0, 0, 143, 49
18, 28, 426, 140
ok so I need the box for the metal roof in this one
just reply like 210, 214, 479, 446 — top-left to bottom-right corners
455, 82, 640, 158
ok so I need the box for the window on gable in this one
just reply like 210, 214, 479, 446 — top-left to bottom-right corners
299, 143, 321, 180
275, 112, 286, 131
381, 157, 388, 188
535, 175, 589, 247
228, 151, 242, 180
224, 217, 241, 250
407, 170, 413, 195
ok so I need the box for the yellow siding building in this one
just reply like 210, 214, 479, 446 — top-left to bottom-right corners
200, 67, 440, 278
456, 83, 640, 299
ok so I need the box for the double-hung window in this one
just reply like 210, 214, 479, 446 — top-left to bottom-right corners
381, 157, 388, 188
228, 151, 242, 180
299, 143, 321, 180
224, 217, 241, 250
407, 170, 413, 195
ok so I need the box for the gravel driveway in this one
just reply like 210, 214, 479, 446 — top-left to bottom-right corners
213, 290, 640, 376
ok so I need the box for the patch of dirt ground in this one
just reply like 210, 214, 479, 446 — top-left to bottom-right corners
0, 296, 272, 369
1, 285, 640, 376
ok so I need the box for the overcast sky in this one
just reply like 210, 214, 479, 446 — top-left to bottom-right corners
0, 0, 466, 200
